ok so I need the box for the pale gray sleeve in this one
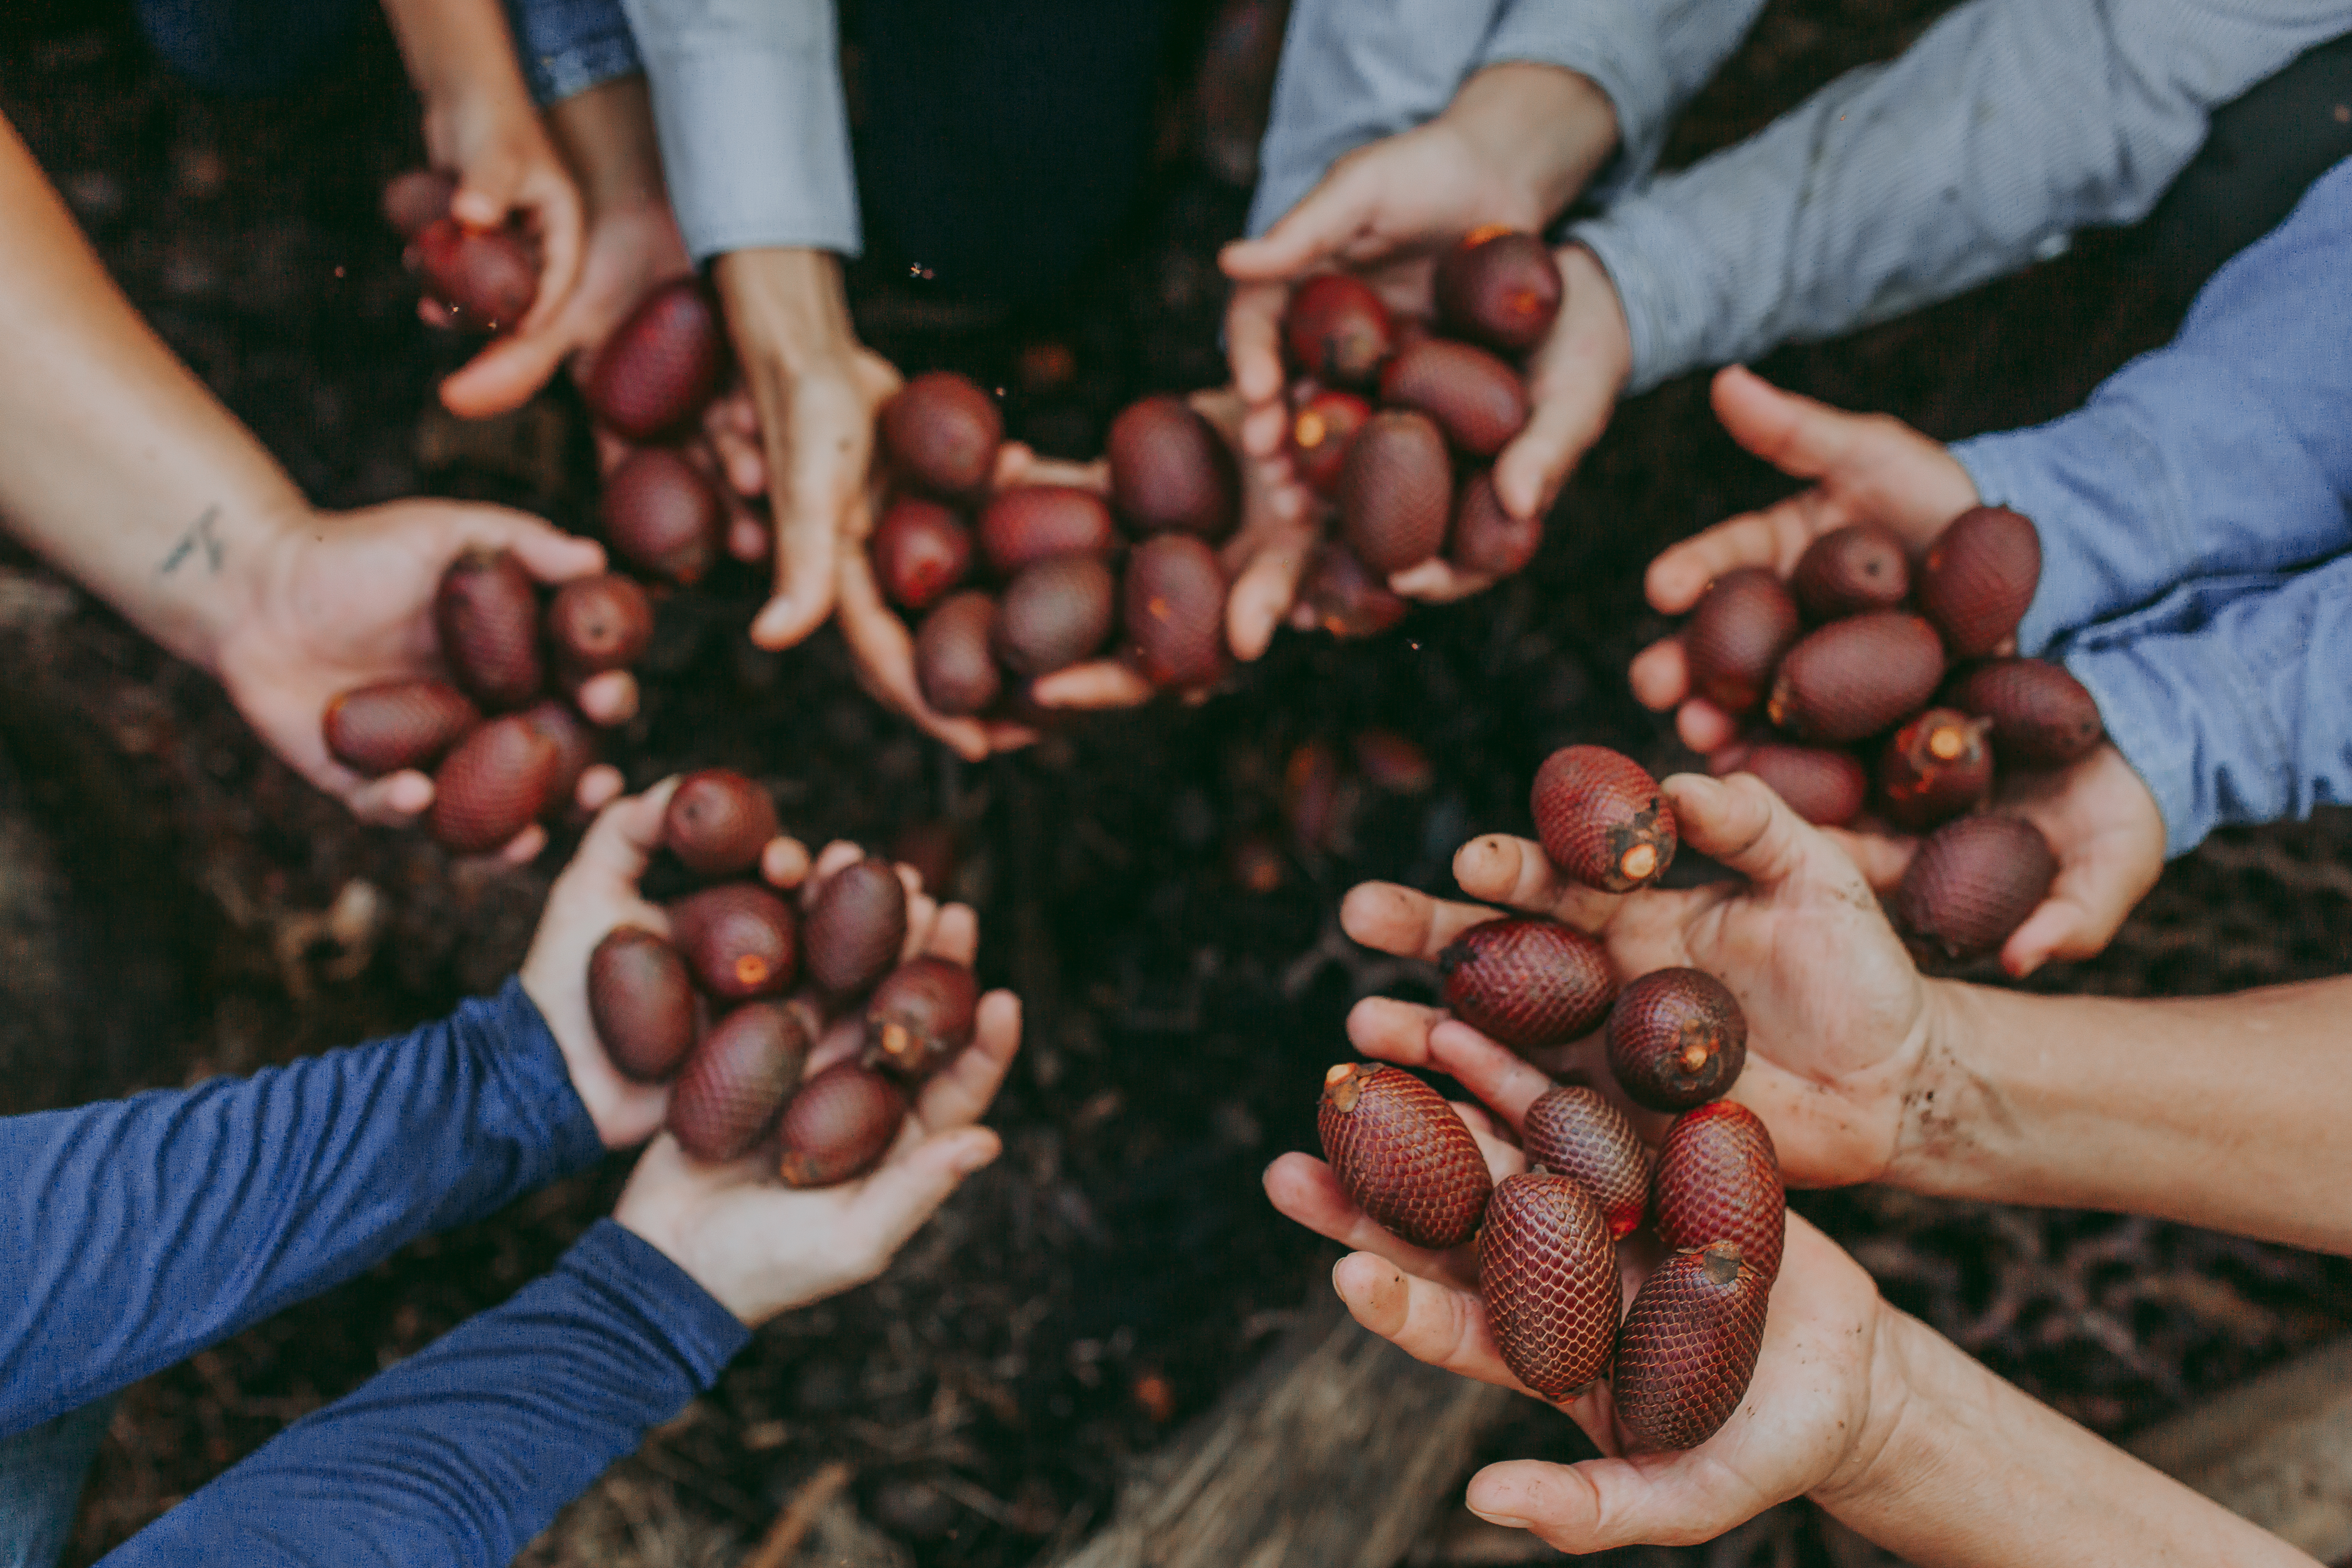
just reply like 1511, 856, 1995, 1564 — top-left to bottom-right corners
616, 0, 861, 261
1568, 0, 2352, 393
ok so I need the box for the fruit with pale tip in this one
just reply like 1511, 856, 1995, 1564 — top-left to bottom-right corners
1316, 1062, 1492, 1250
668, 882, 799, 1000
1284, 274, 1394, 388
1767, 612, 1945, 743
1607, 968, 1748, 1113
1532, 745, 1677, 891
778, 1062, 907, 1187
1653, 1100, 1784, 1279
1877, 708, 1992, 831
1611, 1241, 1770, 1452
864, 957, 980, 1081
1433, 227, 1562, 353
1685, 568, 1801, 715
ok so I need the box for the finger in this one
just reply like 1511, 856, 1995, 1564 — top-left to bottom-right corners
1224, 280, 1292, 408
1225, 515, 1321, 661
473, 512, 608, 584
1673, 698, 1739, 755
1628, 636, 1689, 713
751, 402, 863, 650
1389, 558, 1501, 603
1711, 363, 1880, 486
517, 172, 585, 336
438, 329, 575, 420
808, 840, 865, 892
1643, 501, 1822, 617
763, 835, 813, 889
1240, 400, 1292, 462
704, 396, 768, 497
1330, 1251, 1527, 1394
559, 776, 683, 892
1424, 1021, 1557, 1129
448, 179, 515, 230
497, 823, 550, 865
574, 670, 638, 726
1492, 376, 1612, 522
1815, 826, 1916, 891
1468, 1457, 1768, 1555
835, 551, 998, 763
1337, 880, 1503, 962
1344, 996, 1450, 1067
911, 989, 1021, 1131
345, 768, 433, 824
924, 904, 979, 967
1264, 1156, 1477, 1291
1029, 660, 1155, 710
1450, 835, 1621, 932
1660, 772, 1833, 892
979, 720, 1042, 754
1219, 160, 1384, 280
844, 1126, 1003, 1258
575, 763, 626, 813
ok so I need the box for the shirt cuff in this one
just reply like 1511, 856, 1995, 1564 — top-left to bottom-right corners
502, 0, 643, 106
2061, 644, 2206, 861
477, 976, 609, 1183
1567, 199, 1711, 393
559, 1220, 751, 1383
633, 41, 862, 262
1475, 0, 1670, 203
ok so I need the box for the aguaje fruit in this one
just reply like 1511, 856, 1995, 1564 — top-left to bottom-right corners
584, 278, 726, 439
1877, 708, 1991, 831
668, 883, 799, 1000
587, 927, 698, 1082
1108, 396, 1239, 541
1607, 968, 1748, 1113
1125, 534, 1226, 689
600, 447, 722, 586
521, 699, 596, 809
779, 1062, 908, 1187
546, 573, 654, 679
993, 553, 1116, 677
1478, 1171, 1620, 1398
1767, 612, 1945, 744
881, 372, 1002, 499
664, 769, 779, 877
871, 497, 973, 613
976, 486, 1114, 575
1449, 472, 1542, 577
668, 1001, 811, 1161
1434, 227, 1562, 353
805, 858, 909, 996
1289, 389, 1371, 498
1316, 1063, 1492, 1250
1301, 544, 1409, 639
434, 549, 543, 710
1284, 273, 1394, 387
325, 679, 480, 773
1532, 745, 1677, 892
864, 956, 980, 1081
1612, 1242, 1771, 1452
429, 715, 560, 852
1654, 1101, 1784, 1279
1791, 522, 1910, 619
1438, 918, 1619, 1051
1685, 568, 1802, 715
1339, 410, 1452, 574
1947, 657, 2104, 766
1919, 505, 2040, 657
1707, 741, 1867, 828
1520, 1084, 1650, 1238
914, 591, 1003, 716
1890, 814, 2056, 960
1377, 339, 1529, 457
408, 218, 537, 330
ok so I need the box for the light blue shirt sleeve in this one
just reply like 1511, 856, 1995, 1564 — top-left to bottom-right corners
1570, 0, 2352, 393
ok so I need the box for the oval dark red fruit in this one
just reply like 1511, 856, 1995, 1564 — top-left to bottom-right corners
668, 1000, 811, 1161
1889, 813, 2056, 961
584, 278, 726, 440
1791, 522, 1911, 619
435, 549, 543, 710
1434, 227, 1562, 353
1708, 741, 1868, 828
1377, 339, 1528, 457
976, 486, 1114, 576
664, 769, 779, 877
1520, 1084, 1649, 1238
1289, 389, 1371, 499
1877, 708, 1992, 831
1685, 568, 1802, 715
601, 447, 722, 586
914, 591, 1003, 717
520, 699, 596, 811
1317, 1062, 1491, 1251
547, 573, 654, 678
1947, 657, 2104, 766
779, 1062, 908, 1187
1607, 968, 1748, 1113
324, 679, 480, 774
993, 553, 1116, 677
1108, 396, 1239, 541
409, 218, 537, 330
1654, 1100, 1784, 1279
1767, 612, 1945, 744
587, 926, 698, 1081
871, 497, 973, 613
1339, 409, 1451, 573
429, 714, 560, 853
1532, 745, 1677, 892
668, 882, 799, 1000
1300, 544, 1409, 638
1438, 917, 1619, 1052
1284, 274, 1394, 388
805, 858, 909, 996
864, 956, 981, 1081
1479, 1171, 1621, 1398
1125, 534, 1227, 689
880, 372, 1002, 499
1449, 471, 1542, 577
1918, 505, 2041, 657
1612, 1241, 1770, 1452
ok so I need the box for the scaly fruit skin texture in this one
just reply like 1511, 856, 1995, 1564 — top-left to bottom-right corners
1791, 522, 1910, 620
521, 699, 596, 808
864, 957, 981, 1081
914, 591, 1003, 717
1434, 227, 1563, 353
779, 1062, 908, 1188
1685, 568, 1802, 715
663, 769, 779, 878
976, 486, 1115, 576
324, 679, 480, 774
1612, 1242, 1771, 1452
871, 497, 973, 613
1479, 1171, 1621, 1399
1301, 544, 1408, 639
1520, 1084, 1650, 1238
587, 927, 699, 1082
1317, 1063, 1492, 1250
600, 447, 722, 586
1877, 708, 1992, 832
1285, 273, 1394, 388
992, 553, 1116, 677
584, 279, 727, 440
1655, 1101, 1785, 1280
668, 883, 800, 1000
1919, 505, 2041, 658
1108, 396, 1239, 541
1290, 389, 1371, 499
667, 1000, 811, 1161
429, 715, 559, 853
1377, 339, 1530, 458
1449, 471, 1543, 577
1339, 409, 1452, 574
434, 549, 543, 710
1768, 612, 1946, 744
1708, 742, 1867, 828
1947, 657, 2104, 767
880, 372, 1002, 499
1532, 745, 1677, 892
805, 858, 909, 996
1439, 918, 1619, 1052
1607, 968, 1749, 1113
1890, 813, 2057, 961
1124, 535, 1227, 689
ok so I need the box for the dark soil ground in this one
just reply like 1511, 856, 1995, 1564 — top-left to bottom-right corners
4, 2, 2350, 1564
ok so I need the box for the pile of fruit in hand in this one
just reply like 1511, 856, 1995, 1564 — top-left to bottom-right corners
1319, 745, 1782, 1452
588, 769, 982, 1185
385, 170, 539, 334
1683, 506, 2102, 959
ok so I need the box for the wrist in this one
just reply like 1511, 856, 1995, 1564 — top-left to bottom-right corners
1882, 978, 2007, 1196
1552, 243, 1633, 394
1809, 1304, 1940, 1523
156, 492, 312, 675
1446, 63, 1619, 223
712, 247, 860, 375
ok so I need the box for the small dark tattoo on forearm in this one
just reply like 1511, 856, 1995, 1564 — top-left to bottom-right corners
158, 506, 225, 577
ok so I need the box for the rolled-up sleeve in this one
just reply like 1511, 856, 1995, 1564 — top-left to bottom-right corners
502, 0, 643, 105
618, 0, 861, 261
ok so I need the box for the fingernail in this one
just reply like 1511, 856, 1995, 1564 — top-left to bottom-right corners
952, 1138, 997, 1176
1466, 1508, 1527, 1529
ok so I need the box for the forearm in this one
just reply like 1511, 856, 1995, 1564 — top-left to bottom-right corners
546, 74, 667, 215
1820, 1307, 2315, 1566
0, 114, 304, 668
381, 0, 538, 129
1893, 976, 2352, 1253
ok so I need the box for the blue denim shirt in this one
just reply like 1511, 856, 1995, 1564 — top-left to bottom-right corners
1955, 155, 2352, 858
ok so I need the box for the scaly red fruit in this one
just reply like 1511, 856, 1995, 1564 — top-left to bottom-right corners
1685, 568, 1802, 715
1520, 1084, 1650, 1237
587, 926, 699, 1082
993, 553, 1116, 677
324, 679, 480, 774
520, 699, 596, 811
913, 591, 1003, 716
1478, 1171, 1621, 1398
1707, 741, 1867, 828
1790, 522, 1911, 619
1284, 274, 1394, 388
1449, 471, 1543, 577
1433, 227, 1562, 353
663, 769, 778, 877
1612, 1242, 1771, 1452
1919, 505, 2041, 657
871, 497, 974, 613
976, 486, 1114, 576
668, 1000, 811, 1161
428, 714, 559, 852
1439, 918, 1619, 1053
1607, 969, 1749, 1113
1289, 389, 1371, 498
779, 1062, 907, 1187
1108, 396, 1239, 541
1946, 657, 2104, 767
407, 218, 537, 331
1532, 745, 1677, 892
880, 372, 1002, 499
805, 859, 909, 996
1377, 339, 1529, 457
546, 573, 654, 679
864, 957, 980, 1081
600, 447, 722, 586
1124, 534, 1227, 689
1300, 543, 1409, 639
1317, 1062, 1491, 1250
1338, 410, 1452, 574
1889, 814, 2056, 961
434, 549, 543, 710
1654, 1101, 1784, 1280
583, 278, 727, 439
1767, 612, 1946, 743
668, 883, 799, 1000
1877, 708, 1992, 832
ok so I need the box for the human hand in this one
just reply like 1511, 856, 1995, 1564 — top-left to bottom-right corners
211, 497, 635, 856
519, 778, 812, 1147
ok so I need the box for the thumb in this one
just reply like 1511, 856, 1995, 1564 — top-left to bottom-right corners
846, 1127, 1002, 1256
1710, 365, 1878, 485
1492, 372, 1613, 521
465, 508, 607, 584
1468, 1457, 1750, 1555
1219, 161, 1384, 280
438, 328, 575, 419
1662, 771, 1825, 891
560, 777, 681, 894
